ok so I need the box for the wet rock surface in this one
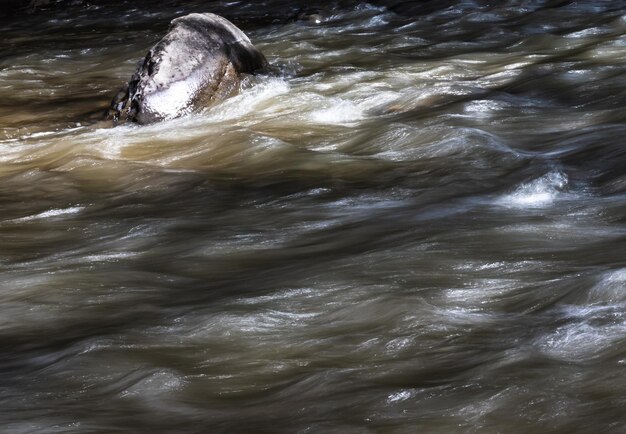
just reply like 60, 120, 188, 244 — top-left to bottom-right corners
107, 12, 268, 124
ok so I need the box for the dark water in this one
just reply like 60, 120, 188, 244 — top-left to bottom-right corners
1, 1, 626, 432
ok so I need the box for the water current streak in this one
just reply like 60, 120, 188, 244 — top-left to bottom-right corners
0, 1, 625, 433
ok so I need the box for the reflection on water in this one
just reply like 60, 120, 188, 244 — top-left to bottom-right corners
1, 1, 625, 432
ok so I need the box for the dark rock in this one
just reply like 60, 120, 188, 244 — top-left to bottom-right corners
107, 12, 269, 124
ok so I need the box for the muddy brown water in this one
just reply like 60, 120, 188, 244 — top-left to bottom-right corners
1, 1, 625, 433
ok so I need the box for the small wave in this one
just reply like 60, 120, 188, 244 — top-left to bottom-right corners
6, 206, 84, 224
204, 77, 290, 122
496, 171, 568, 208
120, 369, 186, 399
535, 305, 626, 362
587, 269, 626, 304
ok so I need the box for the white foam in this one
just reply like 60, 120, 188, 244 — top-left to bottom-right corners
309, 99, 364, 124
387, 390, 416, 403
496, 171, 567, 208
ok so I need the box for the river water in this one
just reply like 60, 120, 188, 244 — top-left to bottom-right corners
1, 1, 625, 432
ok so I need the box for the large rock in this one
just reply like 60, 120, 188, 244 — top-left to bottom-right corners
107, 13, 269, 124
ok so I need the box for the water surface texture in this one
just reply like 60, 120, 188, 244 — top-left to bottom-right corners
1, 1, 626, 432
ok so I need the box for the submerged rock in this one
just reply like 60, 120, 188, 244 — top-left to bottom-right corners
107, 13, 269, 124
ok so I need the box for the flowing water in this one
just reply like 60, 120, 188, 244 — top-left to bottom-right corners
1, 1, 626, 432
